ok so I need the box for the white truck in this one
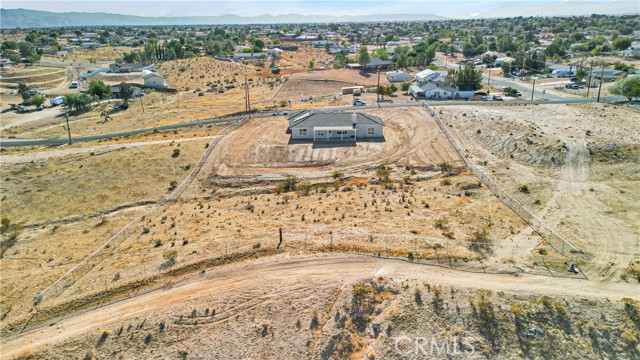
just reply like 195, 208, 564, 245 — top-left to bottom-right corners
50, 96, 64, 106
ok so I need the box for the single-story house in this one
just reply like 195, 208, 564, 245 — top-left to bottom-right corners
295, 34, 318, 41
415, 69, 445, 85
386, 70, 412, 83
410, 83, 474, 100
361, 56, 392, 71
495, 56, 515, 64
386, 41, 401, 47
288, 110, 384, 141
109, 63, 144, 73
233, 52, 268, 61
143, 73, 166, 88
111, 84, 142, 97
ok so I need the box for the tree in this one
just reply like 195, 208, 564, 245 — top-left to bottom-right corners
452, 62, 483, 90
88, 80, 112, 100
372, 48, 389, 61
118, 82, 134, 103
63, 93, 93, 112
612, 37, 632, 51
609, 76, 640, 101
308, 58, 315, 70
401, 82, 411, 93
17, 82, 32, 103
29, 95, 46, 107
358, 46, 370, 68
393, 46, 411, 69
575, 69, 589, 82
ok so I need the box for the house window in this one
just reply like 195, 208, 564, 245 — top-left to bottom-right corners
443, 92, 447, 95
316, 131, 326, 136
434, 91, 440, 97
336, 130, 348, 135
367, 128, 375, 135
299, 129, 307, 136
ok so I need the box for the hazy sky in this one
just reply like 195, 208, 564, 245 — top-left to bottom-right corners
1, 0, 638, 18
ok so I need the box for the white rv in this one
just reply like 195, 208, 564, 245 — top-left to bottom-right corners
552, 69, 575, 77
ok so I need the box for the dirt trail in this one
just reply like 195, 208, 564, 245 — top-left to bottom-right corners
1, 253, 636, 359
544, 137, 638, 281
0, 136, 220, 165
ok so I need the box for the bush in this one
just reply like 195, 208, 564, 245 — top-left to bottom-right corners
169, 180, 178, 188
154, 239, 162, 247
519, 184, 529, 193
172, 148, 181, 157
332, 170, 343, 179
440, 178, 452, 186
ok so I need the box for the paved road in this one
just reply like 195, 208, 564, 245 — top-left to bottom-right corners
0, 96, 628, 148
433, 54, 629, 103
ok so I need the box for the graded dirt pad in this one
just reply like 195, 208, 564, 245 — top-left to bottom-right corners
2, 254, 639, 360
433, 103, 640, 283
208, 107, 463, 177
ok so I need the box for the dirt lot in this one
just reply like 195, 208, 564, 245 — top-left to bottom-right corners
433, 103, 640, 282
210, 107, 461, 177
1, 103, 638, 359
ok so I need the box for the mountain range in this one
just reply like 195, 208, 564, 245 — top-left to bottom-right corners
1, 2, 638, 29
0, 9, 447, 28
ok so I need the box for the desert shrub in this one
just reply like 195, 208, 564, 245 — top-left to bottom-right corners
434, 218, 449, 230
142, 227, 150, 234
440, 178, 452, 186
282, 177, 298, 192
169, 180, 178, 188
332, 170, 343, 179
297, 182, 311, 196
154, 239, 163, 247
518, 184, 529, 193
438, 162, 453, 175
469, 228, 492, 255
172, 148, 181, 157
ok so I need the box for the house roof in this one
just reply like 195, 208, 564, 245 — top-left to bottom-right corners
386, 70, 410, 77
143, 73, 163, 80
362, 56, 391, 67
415, 69, 445, 82
288, 110, 384, 129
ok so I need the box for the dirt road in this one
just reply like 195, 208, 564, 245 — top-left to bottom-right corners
1, 252, 636, 359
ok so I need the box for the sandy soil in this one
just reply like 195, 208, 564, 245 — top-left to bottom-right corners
434, 103, 640, 282
2, 253, 638, 360
209, 107, 461, 177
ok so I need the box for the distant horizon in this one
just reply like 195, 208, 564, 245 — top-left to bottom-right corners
2, 0, 639, 19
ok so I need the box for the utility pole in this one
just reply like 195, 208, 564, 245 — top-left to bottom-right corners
586, 60, 594, 98
376, 70, 380, 104
487, 66, 492, 86
64, 110, 72, 144
530, 78, 536, 101
597, 66, 604, 103
140, 95, 145, 113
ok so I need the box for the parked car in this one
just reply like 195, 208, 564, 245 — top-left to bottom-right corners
353, 100, 366, 106
492, 95, 504, 101
272, 110, 288, 116
70, 81, 79, 89
481, 96, 493, 101
9, 89, 17, 95
17, 106, 29, 113
565, 83, 584, 89
37, 104, 46, 111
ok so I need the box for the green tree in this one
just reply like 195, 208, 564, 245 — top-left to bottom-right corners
17, 82, 32, 103
612, 37, 632, 51
372, 48, 389, 61
401, 81, 411, 93
393, 46, 412, 69
452, 62, 483, 90
63, 93, 93, 111
88, 80, 112, 100
358, 46, 370, 68
609, 76, 640, 101
29, 95, 46, 107
575, 69, 589, 82
118, 82, 134, 103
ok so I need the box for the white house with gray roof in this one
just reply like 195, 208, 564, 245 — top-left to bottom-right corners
288, 110, 384, 141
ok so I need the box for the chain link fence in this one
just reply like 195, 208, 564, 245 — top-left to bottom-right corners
424, 104, 586, 267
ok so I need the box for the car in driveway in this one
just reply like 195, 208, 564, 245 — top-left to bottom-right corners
353, 100, 366, 106
272, 110, 288, 116
492, 95, 503, 101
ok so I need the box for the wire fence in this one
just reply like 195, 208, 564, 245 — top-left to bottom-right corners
424, 104, 586, 267
280, 228, 587, 279
33, 116, 249, 306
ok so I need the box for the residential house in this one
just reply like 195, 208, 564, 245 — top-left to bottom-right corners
233, 52, 268, 61
415, 69, 446, 85
143, 73, 166, 88
410, 83, 474, 100
386, 70, 413, 83
288, 110, 384, 141
361, 56, 391, 71
109, 63, 144, 73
